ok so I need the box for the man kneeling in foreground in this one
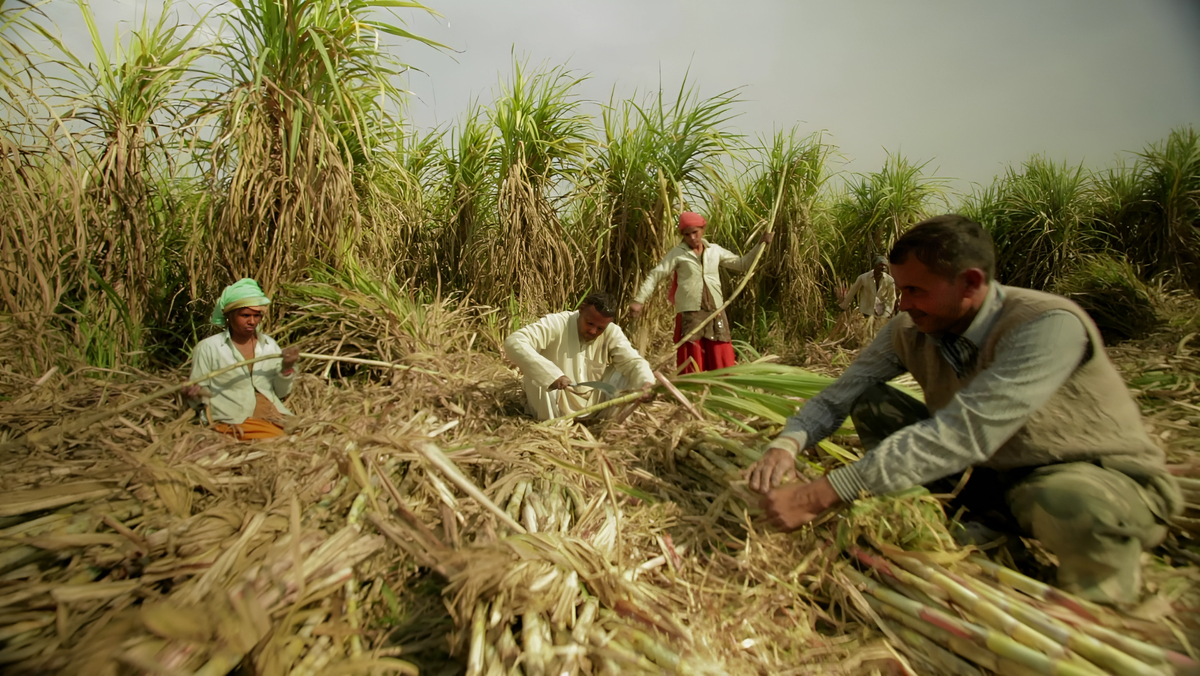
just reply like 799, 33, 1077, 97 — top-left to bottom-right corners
183, 278, 299, 440
748, 215, 1181, 605
505, 292, 655, 421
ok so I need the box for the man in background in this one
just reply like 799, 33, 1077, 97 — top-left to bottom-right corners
841, 255, 897, 339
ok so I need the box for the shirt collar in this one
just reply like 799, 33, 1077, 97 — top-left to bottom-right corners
959, 282, 1004, 347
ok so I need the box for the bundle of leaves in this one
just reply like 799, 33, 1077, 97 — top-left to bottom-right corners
1052, 255, 1162, 343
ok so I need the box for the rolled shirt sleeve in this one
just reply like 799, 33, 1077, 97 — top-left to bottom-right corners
504, 313, 570, 389
826, 310, 1090, 503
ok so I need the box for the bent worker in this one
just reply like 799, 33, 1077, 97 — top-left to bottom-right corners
629, 212, 772, 373
842, 255, 897, 338
748, 215, 1180, 606
505, 292, 655, 421
182, 278, 299, 440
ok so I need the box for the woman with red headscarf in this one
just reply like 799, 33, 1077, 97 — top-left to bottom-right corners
629, 212, 772, 373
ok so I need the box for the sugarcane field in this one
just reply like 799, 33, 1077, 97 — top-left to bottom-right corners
2, 1, 1200, 674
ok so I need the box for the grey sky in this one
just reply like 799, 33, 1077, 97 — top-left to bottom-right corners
32, 0, 1200, 192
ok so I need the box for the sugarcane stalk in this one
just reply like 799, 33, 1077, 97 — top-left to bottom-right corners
542, 389, 651, 426
967, 556, 1103, 623
522, 611, 547, 676
890, 623, 985, 676
967, 553, 1197, 670
861, 592, 1036, 676
962, 576, 1164, 676
296, 352, 439, 377
849, 545, 947, 608
842, 568, 1096, 676
884, 552, 1105, 674
411, 441, 526, 534
467, 601, 487, 676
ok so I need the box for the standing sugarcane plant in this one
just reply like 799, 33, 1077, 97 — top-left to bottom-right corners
985, 156, 1103, 290
357, 125, 445, 283
584, 80, 741, 354
829, 152, 945, 286
479, 59, 592, 315
1131, 126, 1200, 295
437, 104, 497, 291
190, 0, 443, 301
713, 128, 831, 341
34, 0, 205, 368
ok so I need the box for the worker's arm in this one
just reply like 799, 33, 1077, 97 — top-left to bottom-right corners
632, 249, 679, 305
841, 275, 863, 311
606, 325, 655, 389
748, 322, 906, 493
184, 339, 217, 413
268, 340, 297, 400
825, 311, 1088, 503
503, 313, 570, 389
715, 241, 764, 273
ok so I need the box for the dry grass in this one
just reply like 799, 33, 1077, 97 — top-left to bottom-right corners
0, 278, 1198, 675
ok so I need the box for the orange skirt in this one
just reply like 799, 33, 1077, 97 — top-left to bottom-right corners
213, 418, 286, 440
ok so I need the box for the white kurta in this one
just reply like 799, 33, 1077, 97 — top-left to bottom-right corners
843, 270, 897, 317
633, 240, 763, 312
504, 311, 655, 420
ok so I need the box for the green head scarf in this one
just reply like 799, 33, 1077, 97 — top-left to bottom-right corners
211, 278, 271, 327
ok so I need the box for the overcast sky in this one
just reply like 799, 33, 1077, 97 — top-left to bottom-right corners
30, 0, 1200, 192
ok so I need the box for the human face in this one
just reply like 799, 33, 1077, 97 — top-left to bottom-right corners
682, 225, 705, 251
873, 262, 887, 275
892, 257, 986, 335
578, 304, 613, 343
227, 307, 265, 340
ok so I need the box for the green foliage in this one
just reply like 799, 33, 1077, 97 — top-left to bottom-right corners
984, 156, 1102, 290
1129, 126, 1200, 293
190, 0, 443, 300
714, 129, 831, 339
1052, 255, 1161, 343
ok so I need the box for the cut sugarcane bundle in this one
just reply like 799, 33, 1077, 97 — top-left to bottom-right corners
843, 542, 1197, 676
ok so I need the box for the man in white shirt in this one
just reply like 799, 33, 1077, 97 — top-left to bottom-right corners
628, 212, 772, 373
505, 292, 655, 421
183, 278, 299, 439
841, 256, 898, 339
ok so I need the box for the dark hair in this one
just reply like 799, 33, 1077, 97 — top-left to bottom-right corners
889, 214, 996, 281
580, 291, 617, 318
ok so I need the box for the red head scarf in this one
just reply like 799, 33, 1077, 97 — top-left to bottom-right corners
679, 212, 706, 231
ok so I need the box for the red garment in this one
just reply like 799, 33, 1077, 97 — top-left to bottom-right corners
674, 314, 736, 374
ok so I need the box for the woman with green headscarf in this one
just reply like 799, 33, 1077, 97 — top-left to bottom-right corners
183, 278, 299, 439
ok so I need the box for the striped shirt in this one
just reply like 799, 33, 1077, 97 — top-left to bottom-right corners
775, 284, 1092, 503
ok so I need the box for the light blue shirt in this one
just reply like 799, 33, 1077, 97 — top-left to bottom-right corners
775, 284, 1091, 502
189, 330, 295, 425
